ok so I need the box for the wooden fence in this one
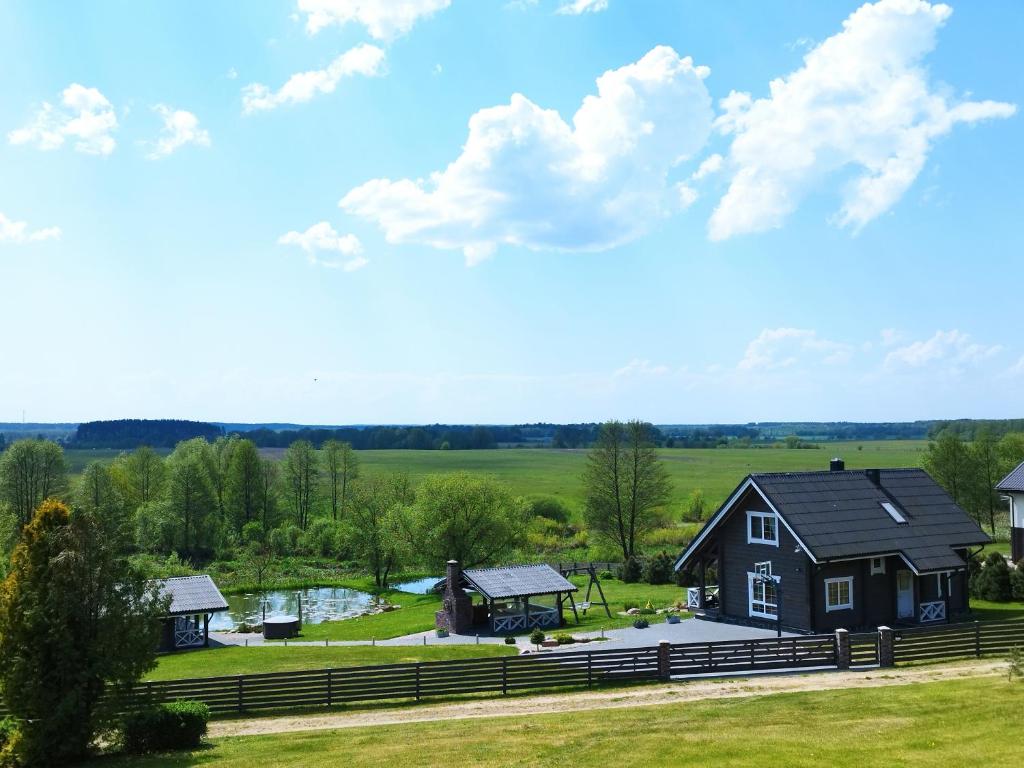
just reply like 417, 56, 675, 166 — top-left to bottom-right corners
892, 619, 1024, 664
2, 620, 1020, 719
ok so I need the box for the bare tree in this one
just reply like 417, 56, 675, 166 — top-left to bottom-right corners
582, 420, 671, 561
322, 440, 359, 521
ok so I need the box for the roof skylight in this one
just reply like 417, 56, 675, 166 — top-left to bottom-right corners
881, 501, 907, 524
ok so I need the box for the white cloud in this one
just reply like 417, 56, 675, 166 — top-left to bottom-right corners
708, 0, 1015, 241
145, 105, 211, 159
0, 212, 61, 244
884, 329, 1001, 370
242, 43, 385, 114
297, 0, 451, 40
557, 0, 609, 14
340, 46, 713, 265
880, 328, 906, 346
614, 359, 670, 378
227, 68, 239, 80
278, 221, 368, 270
1006, 356, 1024, 379
738, 328, 853, 371
690, 153, 723, 181
8, 83, 118, 155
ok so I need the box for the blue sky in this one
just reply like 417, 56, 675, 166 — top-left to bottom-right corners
1, 0, 1021, 425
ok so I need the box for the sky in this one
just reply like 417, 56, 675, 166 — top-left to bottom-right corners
0, 0, 1022, 425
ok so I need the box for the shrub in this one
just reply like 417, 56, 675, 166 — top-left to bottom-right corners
598, 570, 615, 580
0, 718, 17, 751
644, 551, 675, 585
1011, 568, 1024, 601
637, 607, 657, 616
530, 497, 571, 524
554, 633, 575, 645
529, 629, 546, 646
632, 618, 649, 629
619, 556, 642, 583
504, 636, 517, 645
121, 701, 209, 755
972, 552, 1012, 601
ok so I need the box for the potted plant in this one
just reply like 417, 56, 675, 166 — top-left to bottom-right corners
436, 627, 449, 638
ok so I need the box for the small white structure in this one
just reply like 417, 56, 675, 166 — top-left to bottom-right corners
997, 461, 1024, 563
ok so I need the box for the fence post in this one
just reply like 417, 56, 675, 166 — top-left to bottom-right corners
834, 628, 850, 670
502, 656, 509, 695
657, 640, 671, 681
327, 668, 333, 708
237, 676, 244, 714
975, 620, 982, 658
587, 652, 593, 689
878, 626, 894, 668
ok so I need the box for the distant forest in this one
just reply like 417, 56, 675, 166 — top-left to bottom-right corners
1, 417, 1020, 452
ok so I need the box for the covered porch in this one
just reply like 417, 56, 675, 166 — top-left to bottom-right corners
156, 575, 230, 652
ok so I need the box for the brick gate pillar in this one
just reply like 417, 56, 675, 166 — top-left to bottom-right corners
834, 628, 850, 670
877, 626, 895, 667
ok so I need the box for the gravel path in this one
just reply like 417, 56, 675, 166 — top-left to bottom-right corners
210, 660, 1003, 739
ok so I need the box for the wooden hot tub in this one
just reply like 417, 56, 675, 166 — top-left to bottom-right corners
263, 615, 300, 639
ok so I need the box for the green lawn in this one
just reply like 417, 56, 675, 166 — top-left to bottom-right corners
91, 675, 1024, 767
970, 599, 1024, 621
267, 578, 689, 642
148, 644, 516, 681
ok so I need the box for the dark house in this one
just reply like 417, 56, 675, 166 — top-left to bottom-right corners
996, 460, 1024, 563
675, 461, 990, 633
436, 560, 579, 634
156, 575, 229, 652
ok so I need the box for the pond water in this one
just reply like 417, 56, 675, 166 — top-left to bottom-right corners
209, 586, 375, 631
391, 576, 442, 594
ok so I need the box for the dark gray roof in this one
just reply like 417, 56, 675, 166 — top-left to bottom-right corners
996, 461, 1024, 492
460, 564, 577, 600
750, 469, 990, 572
156, 575, 229, 616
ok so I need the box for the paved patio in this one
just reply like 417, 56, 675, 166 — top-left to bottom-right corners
209, 616, 792, 651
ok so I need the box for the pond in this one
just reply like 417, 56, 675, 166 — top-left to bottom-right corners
391, 576, 442, 594
208, 586, 375, 631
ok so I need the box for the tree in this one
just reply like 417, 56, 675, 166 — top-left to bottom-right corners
0, 500, 163, 764
284, 440, 319, 530
322, 440, 359, 521
966, 428, 1002, 535
112, 445, 166, 510
204, 436, 237, 525
923, 431, 975, 507
347, 475, 414, 588
407, 473, 528, 570
75, 460, 132, 549
165, 439, 217, 556
685, 489, 707, 522
582, 420, 671, 561
0, 439, 67, 526
226, 439, 262, 534
999, 432, 1024, 472
258, 457, 280, 534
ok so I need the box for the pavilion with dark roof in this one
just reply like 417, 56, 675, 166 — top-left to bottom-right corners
155, 575, 229, 651
436, 561, 579, 634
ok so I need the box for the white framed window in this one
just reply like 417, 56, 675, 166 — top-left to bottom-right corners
747, 511, 779, 546
936, 572, 951, 598
748, 570, 779, 619
825, 576, 854, 612
754, 561, 772, 577
870, 557, 886, 575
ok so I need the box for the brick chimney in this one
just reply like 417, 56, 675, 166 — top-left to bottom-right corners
437, 559, 473, 634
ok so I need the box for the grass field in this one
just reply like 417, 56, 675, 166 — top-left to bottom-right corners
91, 676, 1024, 767
148, 644, 516, 681
64, 440, 928, 513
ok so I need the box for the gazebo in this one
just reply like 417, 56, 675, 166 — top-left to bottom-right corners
436, 560, 579, 634
155, 575, 229, 652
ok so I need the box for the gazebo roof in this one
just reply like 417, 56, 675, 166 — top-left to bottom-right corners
461, 564, 577, 600
155, 575, 229, 617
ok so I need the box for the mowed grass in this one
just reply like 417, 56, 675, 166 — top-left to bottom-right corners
92, 676, 1024, 767
148, 644, 516, 682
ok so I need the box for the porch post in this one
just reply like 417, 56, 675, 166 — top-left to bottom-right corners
524, 597, 530, 629
204, 614, 210, 647
698, 555, 706, 609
